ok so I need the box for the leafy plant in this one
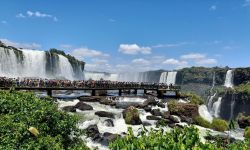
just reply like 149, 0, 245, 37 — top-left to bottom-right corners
211, 118, 228, 132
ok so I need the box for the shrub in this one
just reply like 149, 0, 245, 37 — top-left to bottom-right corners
181, 92, 204, 105
244, 127, 250, 139
195, 116, 212, 128
0, 90, 89, 149
211, 118, 228, 132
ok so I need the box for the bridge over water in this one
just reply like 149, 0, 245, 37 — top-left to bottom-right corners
0, 85, 181, 97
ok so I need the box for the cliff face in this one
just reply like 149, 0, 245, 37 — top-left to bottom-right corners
233, 68, 250, 86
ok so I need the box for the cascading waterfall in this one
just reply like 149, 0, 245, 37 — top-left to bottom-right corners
224, 70, 234, 88
166, 71, 177, 85
207, 72, 216, 112
0, 46, 83, 80
57, 55, 74, 80
212, 97, 222, 118
230, 93, 236, 120
159, 72, 168, 83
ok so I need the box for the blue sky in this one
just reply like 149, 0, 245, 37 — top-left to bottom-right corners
0, 0, 250, 72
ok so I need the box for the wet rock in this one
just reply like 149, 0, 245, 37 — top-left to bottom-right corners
142, 121, 152, 126
169, 115, 180, 123
101, 132, 120, 146
150, 109, 162, 116
157, 102, 165, 108
146, 115, 161, 120
143, 96, 158, 106
238, 114, 250, 128
62, 106, 76, 112
95, 111, 115, 119
75, 101, 93, 111
180, 116, 194, 124
86, 124, 101, 141
143, 106, 152, 112
78, 96, 101, 102
168, 102, 199, 120
103, 119, 114, 127
100, 99, 116, 106
162, 111, 170, 119
168, 123, 176, 128
122, 106, 142, 125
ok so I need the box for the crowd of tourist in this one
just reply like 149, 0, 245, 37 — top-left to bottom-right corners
0, 77, 175, 89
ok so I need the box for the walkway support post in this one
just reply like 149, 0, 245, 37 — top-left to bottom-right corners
92, 90, 96, 96
134, 89, 137, 95
144, 89, 147, 94
119, 89, 122, 96
47, 89, 52, 97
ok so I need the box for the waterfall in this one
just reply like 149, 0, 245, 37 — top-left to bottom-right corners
212, 97, 222, 118
57, 55, 74, 80
230, 93, 236, 120
159, 72, 167, 83
207, 93, 216, 112
198, 105, 213, 123
166, 71, 177, 85
0, 47, 21, 77
224, 70, 233, 88
0, 46, 82, 80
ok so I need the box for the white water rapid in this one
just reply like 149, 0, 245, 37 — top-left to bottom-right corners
224, 70, 233, 88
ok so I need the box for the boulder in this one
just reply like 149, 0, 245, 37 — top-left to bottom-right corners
95, 111, 115, 119
103, 119, 114, 127
169, 115, 181, 123
62, 106, 76, 112
78, 96, 101, 102
146, 115, 161, 120
157, 102, 165, 108
150, 109, 162, 116
101, 132, 120, 146
100, 99, 116, 106
122, 106, 142, 125
162, 111, 170, 119
143, 106, 152, 112
86, 124, 101, 141
238, 115, 250, 129
75, 101, 93, 111
168, 102, 199, 120
143, 97, 158, 106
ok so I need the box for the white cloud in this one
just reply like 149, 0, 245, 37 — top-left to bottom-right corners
181, 53, 206, 60
132, 58, 150, 65
162, 58, 188, 69
180, 53, 217, 66
71, 47, 110, 59
16, 11, 58, 21
152, 42, 189, 48
196, 58, 217, 65
1, 20, 7, 24
91, 58, 108, 64
119, 44, 151, 55
209, 5, 217, 11
243, 0, 250, 7
0, 38, 41, 49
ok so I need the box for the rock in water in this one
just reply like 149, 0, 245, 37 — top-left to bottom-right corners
150, 109, 162, 116
62, 106, 76, 112
103, 119, 114, 127
75, 101, 93, 111
78, 96, 101, 102
101, 132, 120, 146
122, 106, 142, 125
86, 124, 101, 141
95, 111, 115, 118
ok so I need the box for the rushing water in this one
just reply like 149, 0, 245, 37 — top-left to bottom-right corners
212, 97, 222, 118
199, 105, 213, 123
159, 71, 177, 85
230, 93, 236, 120
224, 70, 234, 88
0, 47, 82, 80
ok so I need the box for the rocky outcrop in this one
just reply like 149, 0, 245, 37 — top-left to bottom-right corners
146, 115, 161, 120
78, 96, 102, 102
62, 106, 76, 112
150, 109, 162, 116
233, 68, 250, 86
75, 102, 93, 111
238, 114, 250, 129
122, 106, 142, 125
101, 132, 120, 146
86, 124, 101, 141
168, 102, 199, 122
95, 111, 115, 118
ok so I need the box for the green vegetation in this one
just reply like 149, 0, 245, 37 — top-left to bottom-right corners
211, 118, 228, 132
244, 127, 250, 139
180, 92, 204, 105
0, 90, 89, 150
235, 83, 250, 94
194, 116, 212, 128
109, 126, 250, 150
